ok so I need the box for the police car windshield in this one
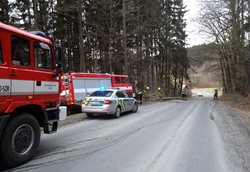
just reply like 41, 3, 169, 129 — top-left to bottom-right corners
90, 91, 113, 97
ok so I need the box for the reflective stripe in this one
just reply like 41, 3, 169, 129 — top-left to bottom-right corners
34, 81, 59, 94
12, 80, 33, 95
83, 97, 91, 105
113, 86, 133, 91
0, 79, 59, 96
116, 99, 125, 111
0, 79, 11, 96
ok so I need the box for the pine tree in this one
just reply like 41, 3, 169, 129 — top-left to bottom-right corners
0, 0, 10, 23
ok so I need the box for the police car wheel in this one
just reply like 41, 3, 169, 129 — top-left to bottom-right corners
132, 103, 138, 113
114, 107, 121, 118
0, 113, 40, 168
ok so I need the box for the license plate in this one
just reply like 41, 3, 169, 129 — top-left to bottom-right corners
88, 101, 103, 106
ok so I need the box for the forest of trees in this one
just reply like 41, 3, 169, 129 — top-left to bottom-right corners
0, 0, 188, 96
199, 0, 250, 95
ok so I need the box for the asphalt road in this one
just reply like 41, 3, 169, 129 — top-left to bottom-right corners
8, 98, 250, 172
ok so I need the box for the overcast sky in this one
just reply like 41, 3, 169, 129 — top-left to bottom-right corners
183, 0, 209, 47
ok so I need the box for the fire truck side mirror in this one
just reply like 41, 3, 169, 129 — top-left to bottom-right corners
52, 62, 62, 78
56, 62, 62, 71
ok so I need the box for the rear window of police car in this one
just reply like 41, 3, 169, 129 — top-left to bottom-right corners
90, 91, 113, 97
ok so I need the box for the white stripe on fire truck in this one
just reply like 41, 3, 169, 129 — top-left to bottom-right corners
0, 79, 59, 96
34, 81, 59, 94
113, 86, 133, 91
74, 88, 99, 93
12, 80, 33, 95
0, 79, 11, 96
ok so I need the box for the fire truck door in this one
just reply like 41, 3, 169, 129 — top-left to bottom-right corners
10, 36, 34, 101
33, 42, 59, 101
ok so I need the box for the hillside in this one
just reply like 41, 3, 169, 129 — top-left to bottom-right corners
187, 43, 222, 88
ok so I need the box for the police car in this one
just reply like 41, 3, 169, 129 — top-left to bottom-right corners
81, 89, 139, 118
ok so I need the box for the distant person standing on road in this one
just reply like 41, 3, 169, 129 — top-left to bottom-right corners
135, 89, 142, 104
182, 86, 188, 101
214, 89, 218, 100
157, 87, 163, 102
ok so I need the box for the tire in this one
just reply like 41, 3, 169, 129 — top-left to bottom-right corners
114, 106, 121, 118
0, 113, 40, 168
132, 103, 138, 113
86, 113, 94, 118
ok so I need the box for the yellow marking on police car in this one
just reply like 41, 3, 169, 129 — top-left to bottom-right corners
83, 98, 90, 105
83, 97, 91, 105
116, 99, 125, 111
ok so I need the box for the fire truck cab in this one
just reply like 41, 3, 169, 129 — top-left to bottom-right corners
0, 22, 62, 168
111, 75, 133, 95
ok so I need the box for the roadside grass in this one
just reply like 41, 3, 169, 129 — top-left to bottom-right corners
220, 94, 250, 117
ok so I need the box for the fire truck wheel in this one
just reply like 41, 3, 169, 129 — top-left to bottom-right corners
86, 113, 94, 118
0, 113, 40, 168
114, 106, 121, 118
132, 103, 138, 113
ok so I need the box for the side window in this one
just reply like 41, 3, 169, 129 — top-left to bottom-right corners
34, 42, 53, 70
0, 42, 2, 64
121, 77, 129, 84
115, 77, 120, 84
116, 91, 126, 98
123, 92, 129, 98
11, 36, 30, 66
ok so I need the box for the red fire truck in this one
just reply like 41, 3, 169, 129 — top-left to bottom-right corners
0, 22, 64, 167
111, 74, 133, 94
60, 72, 133, 114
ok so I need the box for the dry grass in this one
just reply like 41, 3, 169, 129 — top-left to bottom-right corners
220, 94, 250, 117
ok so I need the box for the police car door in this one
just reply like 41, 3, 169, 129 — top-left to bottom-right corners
116, 91, 127, 112
124, 92, 134, 110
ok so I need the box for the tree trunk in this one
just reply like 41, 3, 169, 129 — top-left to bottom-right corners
78, 4, 86, 72
122, 0, 128, 75
32, 0, 38, 29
